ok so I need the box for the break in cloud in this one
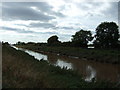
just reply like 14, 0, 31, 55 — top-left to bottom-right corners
0, 0, 119, 44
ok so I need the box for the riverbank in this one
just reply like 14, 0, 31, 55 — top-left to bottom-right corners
2, 45, 118, 88
16, 45, 120, 64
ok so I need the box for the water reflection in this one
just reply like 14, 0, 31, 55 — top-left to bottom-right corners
12, 46, 73, 70
12, 46, 20, 50
55, 59, 73, 70
85, 65, 96, 82
12, 46, 47, 61
12, 46, 119, 82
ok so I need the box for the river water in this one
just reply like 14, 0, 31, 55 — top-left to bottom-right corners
12, 46, 120, 83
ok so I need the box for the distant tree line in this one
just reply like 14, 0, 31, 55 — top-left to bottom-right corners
15, 21, 119, 49
47, 22, 120, 48
15, 41, 47, 46
2, 42, 10, 46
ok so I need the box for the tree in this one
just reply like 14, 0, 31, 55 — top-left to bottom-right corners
94, 22, 119, 48
47, 35, 61, 46
16, 41, 25, 45
2, 42, 9, 46
71, 29, 93, 47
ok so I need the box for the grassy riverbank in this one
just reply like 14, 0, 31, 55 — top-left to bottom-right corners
2, 45, 118, 88
16, 45, 120, 64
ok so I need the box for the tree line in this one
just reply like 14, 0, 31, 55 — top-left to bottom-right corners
47, 22, 119, 48
16, 21, 120, 48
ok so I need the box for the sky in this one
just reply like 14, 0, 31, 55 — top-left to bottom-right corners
0, 0, 119, 44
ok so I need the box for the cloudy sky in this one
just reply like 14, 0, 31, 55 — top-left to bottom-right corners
0, 0, 119, 44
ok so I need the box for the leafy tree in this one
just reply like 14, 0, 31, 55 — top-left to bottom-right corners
47, 35, 61, 46
94, 22, 119, 48
72, 29, 93, 47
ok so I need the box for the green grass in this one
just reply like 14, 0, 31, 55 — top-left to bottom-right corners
16, 45, 120, 64
2, 45, 118, 88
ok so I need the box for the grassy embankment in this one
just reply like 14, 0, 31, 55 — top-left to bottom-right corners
2, 45, 118, 88
16, 45, 120, 64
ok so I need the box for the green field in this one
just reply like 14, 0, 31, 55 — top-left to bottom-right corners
2, 45, 118, 88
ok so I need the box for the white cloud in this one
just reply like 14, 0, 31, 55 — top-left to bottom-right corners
47, 0, 65, 11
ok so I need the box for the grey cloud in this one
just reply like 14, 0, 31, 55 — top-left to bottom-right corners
29, 22, 76, 30
2, 2, 55, 21
29, 22, 55, 29
23, 2, 65, 17
2, 26, 35, 33
43, 31, 58, 34
102, 2, 118, 20
29, 22, 75, 30
2, 26, 58, 35
76, 2, 118, 19
56, 26, 75, 30
52, 12, 65, 17
2, 27, 18, 31
76, 2, 105, 11
118, 1, 120, 23
15, 24, 29, 27
2, 2, 65, 21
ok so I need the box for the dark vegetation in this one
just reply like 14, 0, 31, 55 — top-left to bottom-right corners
46, 22, 119, 48
47, 35, 61, 46
94, 22, 119, 48
72, 30, 93, 47
2, 44, 119, 88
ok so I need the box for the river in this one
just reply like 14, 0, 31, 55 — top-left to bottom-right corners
12, 46, 120, 83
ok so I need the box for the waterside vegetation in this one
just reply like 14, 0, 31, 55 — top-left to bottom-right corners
2, 44, 118, 88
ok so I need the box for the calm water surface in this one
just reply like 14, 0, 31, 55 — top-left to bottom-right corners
12, 46, 120, 83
